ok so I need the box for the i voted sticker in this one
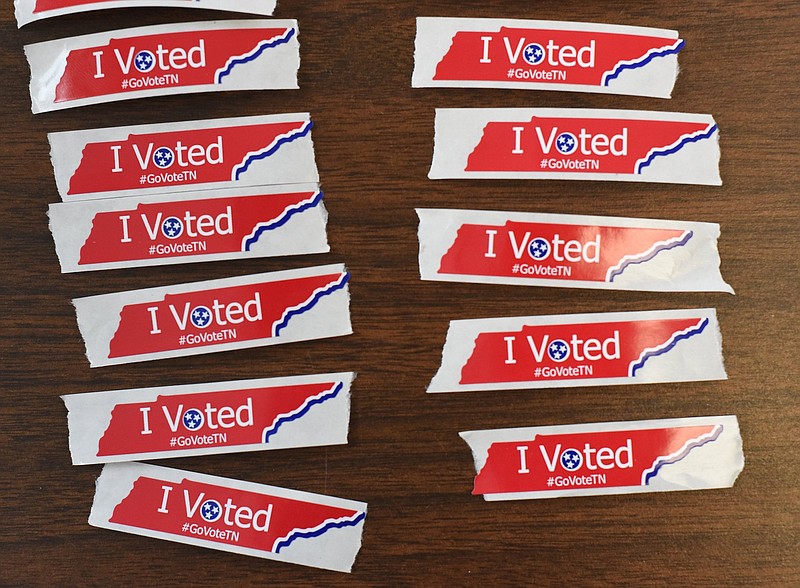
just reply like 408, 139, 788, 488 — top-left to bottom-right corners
428, 308, 726, 393
461, 416, 743, 500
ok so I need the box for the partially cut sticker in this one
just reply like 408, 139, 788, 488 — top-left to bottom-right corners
74, 263, 352, 367
429, 108, 721, 185
461, 416, 743, 500
49, 184, 329, 272
417, 208, 733, 293
413, 17, 683, 98
16, 0, 276, 28
26, 20, 299, 113
89, 462, 367, 572
428, 308, 726, 393
49, 113, 318, 201
64, 372, 354, 464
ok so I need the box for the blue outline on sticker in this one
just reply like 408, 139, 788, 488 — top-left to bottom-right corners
603, 39, 685, 86
262, 381, 343, 443
274, 511, 367, 554
608, 231, 693, 282
243, 191, 323, 252
643, 425, 723, 485
273, 272, 350, 337
630, 317, 709, 377
234, 120, 313, 181
216, 27, 296, 84
636, 124, 718, 174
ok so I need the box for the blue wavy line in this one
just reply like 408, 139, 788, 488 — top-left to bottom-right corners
274, 511, 366, 554
216, 27, 296, 84
243, 191, 323, 252
603, 39, 684, 86
608, 231, 693, 282
630, 317, 709, 377
233, 120, 312, 181
273, 272, 350, 337
636, 124, 718, 174
644, 425, 723, 485
262, 381, 342, 443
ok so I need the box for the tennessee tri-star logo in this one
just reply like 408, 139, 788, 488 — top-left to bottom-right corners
134, 50, 156, 73
161, 216, 184, 239
528, 237, 551, 260
182, 408, 204, 431
556, 132, 578, 155
523, 43, 545, 65
547, 339, 570, 362
153, 147, 175, 169
200, 499, 222, 522
190, 306, 212, 328
560, 448, 583, 470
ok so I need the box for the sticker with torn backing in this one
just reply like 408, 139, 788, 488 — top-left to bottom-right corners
428, 308, 726, 393
429, 108, 721, 185
461, 416, 743, 500
15, 0, 276, 27
74, 263, 351, 367
49, 184, 329, 272
413, 17, 683, 98
417, 208, 733, 293
64, 372, 354, 465
26, 20, 299, 113
90, 462, 367, 573
49, 114, 318, 201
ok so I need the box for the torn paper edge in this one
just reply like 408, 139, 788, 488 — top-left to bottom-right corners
63, 372, 354, 464
416, 208, 733, 293
427, 308, 726, 393
49, 183, 329, 272
89, 462, 366, 572
460, 415, 744, 500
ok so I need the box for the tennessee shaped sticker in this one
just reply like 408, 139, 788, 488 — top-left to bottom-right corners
428, 308, 726, 393
64, 372, 354, 464
49, 184, 329, 272
74, 263, 351, 367
413, 17, 683, 98
461, 416, 743, 500
90, 462, 366, 572
26, 20, 299, 113
49, 114, 318, 201
430, 108, 721, 185
417, 208, 733, 293
16, 0, 276, 28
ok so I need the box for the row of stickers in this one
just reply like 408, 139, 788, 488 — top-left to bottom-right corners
23, 12, 368, 574
21, 10, 745, 574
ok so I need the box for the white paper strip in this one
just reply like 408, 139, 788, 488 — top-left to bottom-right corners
417, 208, 733, 293
429, 108, 721, 185
26, 20, 299, 113
64, 372, 354, 464
461, 416, 743, 500
90, 462, 367, 572
428, 308, 726, 393
74, 264, 352, 367
49, 184, 329, 272
413, 17, 682, 98
15, 0, 276, 28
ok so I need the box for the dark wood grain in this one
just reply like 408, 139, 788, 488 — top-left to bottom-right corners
1, 1, 798, 585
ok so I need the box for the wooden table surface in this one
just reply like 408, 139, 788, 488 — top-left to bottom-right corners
2, 2, 798, 585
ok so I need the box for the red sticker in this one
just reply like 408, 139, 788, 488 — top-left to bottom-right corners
461, 416, 743, 499
90, 463, 367, 572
